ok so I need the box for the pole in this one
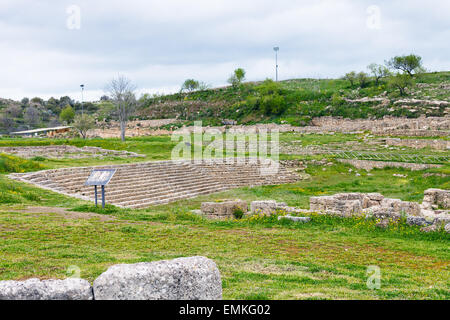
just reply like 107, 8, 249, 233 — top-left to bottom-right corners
276, 51, 278, 82
273, 47, 279, 82
94, 185, 98, 207
101, 185, 105, 209
80, 84, 85, 115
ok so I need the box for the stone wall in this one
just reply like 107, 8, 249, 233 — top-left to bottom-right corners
201, 200, 248, 219
385, 138, 449, 150
422, 189, 450, 210
0, 257, 222, 300
310, 193, 421, 217
337, 159, 442, 171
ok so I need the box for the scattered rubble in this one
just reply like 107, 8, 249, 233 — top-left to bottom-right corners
0, 145, 144, 159
278, 215, 311, 223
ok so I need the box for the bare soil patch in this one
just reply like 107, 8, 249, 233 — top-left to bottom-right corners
15, 206, 115, 222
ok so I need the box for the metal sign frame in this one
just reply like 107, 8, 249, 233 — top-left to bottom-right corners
84, 169, 116, 208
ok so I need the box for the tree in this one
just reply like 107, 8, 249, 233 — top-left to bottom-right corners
5, 104, 22, 118
228, 68, 246, 86
21, 97, 29, 106
344, 71, 357, 87
106, 75, 137, 142
73, 114, 95, 139
357, 72, 369, 88
388, 73, 415, 96
24, 106, 41, 127
59, 105, 75, 124
198, 82, 211, 90
367, 63, 391, 85
386, 54, 424, 77
181, 79, 200, 93
0, 114, 15, 133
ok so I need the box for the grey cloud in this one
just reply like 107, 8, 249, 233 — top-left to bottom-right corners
0, 0, 448, 100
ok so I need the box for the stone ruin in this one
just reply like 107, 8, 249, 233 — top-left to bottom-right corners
198, 189, 450, 232
309, 189, 450, 231
422, 189, 450, 211
385, 138, 449, 151
310, 193, 422, 217
0, 145, 144, 160
200, 200, 249, 220
0, 257, 222, 300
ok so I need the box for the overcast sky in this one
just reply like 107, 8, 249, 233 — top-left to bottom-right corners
0, 0, 449, 101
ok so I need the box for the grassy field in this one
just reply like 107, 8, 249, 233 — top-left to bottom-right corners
0, 134, 449, 300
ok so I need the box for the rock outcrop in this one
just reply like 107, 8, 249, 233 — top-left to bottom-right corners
93, 257, 222, 300
0, 278, 93, 300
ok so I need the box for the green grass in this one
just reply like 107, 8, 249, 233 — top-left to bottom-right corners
0, 153, 47, 173
0, 207, 448, 300
0, 133, 448, 300
0, 136, 177, 168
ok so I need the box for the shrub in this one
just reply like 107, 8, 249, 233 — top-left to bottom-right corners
233, 207, 245, 219
260, 94, 287, 116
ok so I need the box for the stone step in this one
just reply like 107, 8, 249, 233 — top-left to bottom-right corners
123, 187, 231, 208
55, 173, 224, 193
13, 160, 301, 208
81, 180, 229, 202
114, 185, 228, 207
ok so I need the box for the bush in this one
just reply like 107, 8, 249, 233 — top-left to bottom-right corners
233, 207, 245, 219
260, 94, 287, 116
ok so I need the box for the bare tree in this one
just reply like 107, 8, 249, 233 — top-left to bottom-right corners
0, 114, 15, 133
106, 75, 137, 141
24, 106, 41, 128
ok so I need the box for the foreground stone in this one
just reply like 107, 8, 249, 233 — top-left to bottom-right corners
201, 200, 248, 220
422, 189, 450, 210
0, 278, 93, 300
93, 257, 222, 300
250, 200, 287, 215
278, 215, 311, 223
310, 192, 423, 217
406, 216, 430, 227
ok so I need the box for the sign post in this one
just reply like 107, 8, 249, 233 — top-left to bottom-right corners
84, 169, 116, 208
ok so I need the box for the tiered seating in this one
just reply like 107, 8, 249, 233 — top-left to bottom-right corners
11, 159, 299, 208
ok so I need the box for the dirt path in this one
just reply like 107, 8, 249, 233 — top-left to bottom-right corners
12, 206, 116, 222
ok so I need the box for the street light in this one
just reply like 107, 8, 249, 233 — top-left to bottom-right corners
80, 84, 85, 115
273, 47, 279, 82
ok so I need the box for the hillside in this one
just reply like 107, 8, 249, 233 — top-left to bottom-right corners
137, 71, 450, 127
0, 72, 449, 134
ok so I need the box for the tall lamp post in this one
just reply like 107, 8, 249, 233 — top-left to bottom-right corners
80, 84, 85, 115
273, 47, 279, 82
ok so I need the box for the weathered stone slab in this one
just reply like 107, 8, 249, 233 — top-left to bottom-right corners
423, 189, 450, 210
407, 216, 430, 227
278, 215, 311, 223
201, 200, 248, 219
93, 257, 222, 300
0, 278, 93, 300
250, 200, 279, 215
